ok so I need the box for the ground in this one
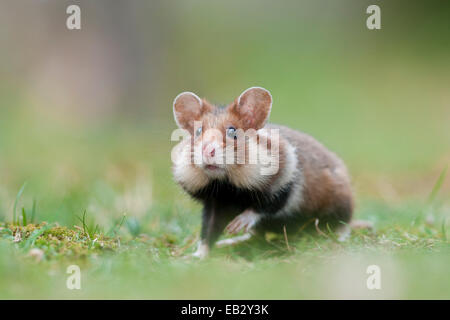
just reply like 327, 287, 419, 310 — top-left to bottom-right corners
0, 186, 449, 299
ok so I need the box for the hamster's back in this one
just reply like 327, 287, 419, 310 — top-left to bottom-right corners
266, 123, 354, 226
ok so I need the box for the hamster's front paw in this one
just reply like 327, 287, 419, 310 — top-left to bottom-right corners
226, 210, 261, 235
190, 241, 209, 259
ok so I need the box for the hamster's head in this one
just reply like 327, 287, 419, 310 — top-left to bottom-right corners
172, 87, 276, 190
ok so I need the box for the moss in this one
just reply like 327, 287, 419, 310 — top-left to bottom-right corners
0, 222, 120, 260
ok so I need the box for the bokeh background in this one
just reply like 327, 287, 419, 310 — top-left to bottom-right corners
0, 0, 449, 299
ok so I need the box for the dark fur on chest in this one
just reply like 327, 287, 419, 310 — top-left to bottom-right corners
189, 180, 293, 215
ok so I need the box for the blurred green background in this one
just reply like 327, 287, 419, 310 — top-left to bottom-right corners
0, 0, 449, 299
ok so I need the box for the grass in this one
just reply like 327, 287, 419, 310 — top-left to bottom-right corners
12, 182, 27, 226
0, 183, 448, 299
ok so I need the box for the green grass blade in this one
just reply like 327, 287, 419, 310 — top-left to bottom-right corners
21, 208, 27, 226
76, 210, 99, 239
13, 182, 27, 225
427, 165, 448, 204
76, 210, 87, 236
82, 210, 87, 235
107, 214, 127, 237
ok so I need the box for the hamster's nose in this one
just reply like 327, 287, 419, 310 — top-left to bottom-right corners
202, 143, 216, 161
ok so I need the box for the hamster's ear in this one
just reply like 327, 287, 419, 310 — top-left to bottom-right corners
233, 87, 272, 130
173, 92, 208, 131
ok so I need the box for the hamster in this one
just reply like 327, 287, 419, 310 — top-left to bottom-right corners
172, 87, 353, 258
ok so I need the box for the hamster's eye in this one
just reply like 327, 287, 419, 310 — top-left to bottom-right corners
226, 127, 237, 139
195, 126, 202, 137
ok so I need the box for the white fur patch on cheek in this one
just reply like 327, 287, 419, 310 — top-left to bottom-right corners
172, 140, 209, 192
227, 137, 272, 190
192, 141, 203, 166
